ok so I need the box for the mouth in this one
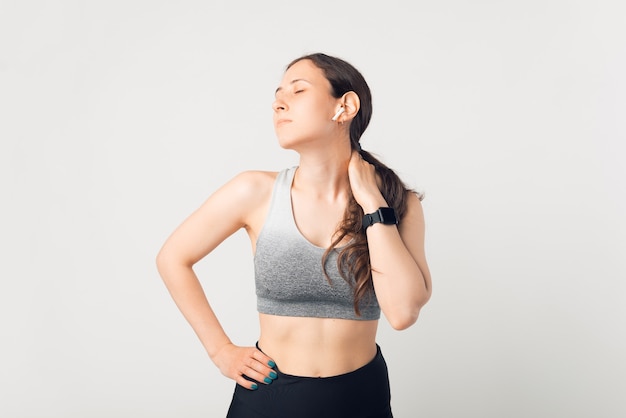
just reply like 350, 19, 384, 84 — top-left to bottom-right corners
275, 119, 292, 127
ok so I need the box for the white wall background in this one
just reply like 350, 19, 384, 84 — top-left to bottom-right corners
1, 1, 624, 417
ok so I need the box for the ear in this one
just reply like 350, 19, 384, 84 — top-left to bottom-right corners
337, 91, 360, 123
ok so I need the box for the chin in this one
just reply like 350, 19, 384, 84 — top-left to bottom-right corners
276, 130, 324, 151
276, 133, 309, 151
276, 135, 295, 150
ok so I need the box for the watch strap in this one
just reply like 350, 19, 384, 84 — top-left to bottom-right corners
362, 207, 398, 230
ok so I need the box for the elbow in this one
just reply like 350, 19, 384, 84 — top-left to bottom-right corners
155, 247, 168, 276
156, 245, 195, 282
155, 246, 181, 279
385, 294, 431, 331
386, 307, 420, 331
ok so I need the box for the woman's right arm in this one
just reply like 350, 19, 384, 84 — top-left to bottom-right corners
156, 171, 276, 390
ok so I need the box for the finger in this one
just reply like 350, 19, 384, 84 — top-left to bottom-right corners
348, 153, 365, 179
239, 350, 277, 385
251, 349, 277, 374
350, 150, 361, 164
235, 374, 259, 391
241, 365, 275, 385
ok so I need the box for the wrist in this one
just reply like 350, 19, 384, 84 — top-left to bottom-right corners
206, 338, 233, 361
360, 198, 388, 215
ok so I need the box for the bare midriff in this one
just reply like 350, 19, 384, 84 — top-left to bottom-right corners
258, 313, 379, 377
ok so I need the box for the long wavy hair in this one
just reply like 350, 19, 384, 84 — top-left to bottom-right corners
287, 53, 422, 316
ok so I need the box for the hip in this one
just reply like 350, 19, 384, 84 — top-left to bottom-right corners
227, 344, 393, 418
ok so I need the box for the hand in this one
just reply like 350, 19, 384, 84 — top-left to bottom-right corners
348, 150, 387, 213
212, 343, 277, 390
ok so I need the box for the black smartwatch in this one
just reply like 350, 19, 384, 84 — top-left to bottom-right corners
362, 207, 398, 230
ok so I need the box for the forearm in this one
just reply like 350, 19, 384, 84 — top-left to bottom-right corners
367, 223, 431, 330
156, 258, 231, 360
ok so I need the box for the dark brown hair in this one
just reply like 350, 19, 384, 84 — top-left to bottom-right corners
287, 53, 421, 316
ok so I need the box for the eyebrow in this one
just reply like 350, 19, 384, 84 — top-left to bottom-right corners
275, 79, 311, 96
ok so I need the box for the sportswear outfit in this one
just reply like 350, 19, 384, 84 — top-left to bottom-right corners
226, 167, 393, 418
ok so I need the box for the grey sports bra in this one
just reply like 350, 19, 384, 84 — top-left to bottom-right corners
254, 167, 380, 320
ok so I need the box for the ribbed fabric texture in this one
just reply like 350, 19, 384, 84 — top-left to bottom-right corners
254, 167, 380, 320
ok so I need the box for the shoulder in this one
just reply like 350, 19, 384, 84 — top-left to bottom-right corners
215, 170, 280, 214
226, 170, 278, 199
406, 191, 424, 213
223, 170, 282, 235
401, 191, 426, 229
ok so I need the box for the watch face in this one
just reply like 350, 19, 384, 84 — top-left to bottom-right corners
378, 207, 398, 224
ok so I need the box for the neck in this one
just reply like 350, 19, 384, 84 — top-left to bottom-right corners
293, 141, 352, 200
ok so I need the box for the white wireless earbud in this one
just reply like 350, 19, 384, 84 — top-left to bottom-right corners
331, 107, 345, 121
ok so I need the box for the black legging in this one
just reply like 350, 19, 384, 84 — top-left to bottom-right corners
226, 344, 393, 418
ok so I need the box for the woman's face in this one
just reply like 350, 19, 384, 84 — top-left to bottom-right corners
273, 59, 342, 150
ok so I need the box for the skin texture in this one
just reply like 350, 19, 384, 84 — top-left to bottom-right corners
156, 59, 432, 389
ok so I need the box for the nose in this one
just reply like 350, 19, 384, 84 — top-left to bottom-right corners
272, 97, 287, 113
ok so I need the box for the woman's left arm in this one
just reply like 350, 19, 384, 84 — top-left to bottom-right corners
348, 152, 432, 330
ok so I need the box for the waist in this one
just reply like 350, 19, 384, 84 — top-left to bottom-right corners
258, 313, 378, 377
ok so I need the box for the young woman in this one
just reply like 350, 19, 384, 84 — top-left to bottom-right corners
156, 53, 432, 418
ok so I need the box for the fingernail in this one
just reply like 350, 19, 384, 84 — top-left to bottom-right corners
268, 360, 276, 368
251, 383, 258, 390
269, 371, 277, 379
264, 377, 273, 384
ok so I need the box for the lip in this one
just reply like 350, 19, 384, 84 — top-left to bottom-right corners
275, 119, 292, 127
